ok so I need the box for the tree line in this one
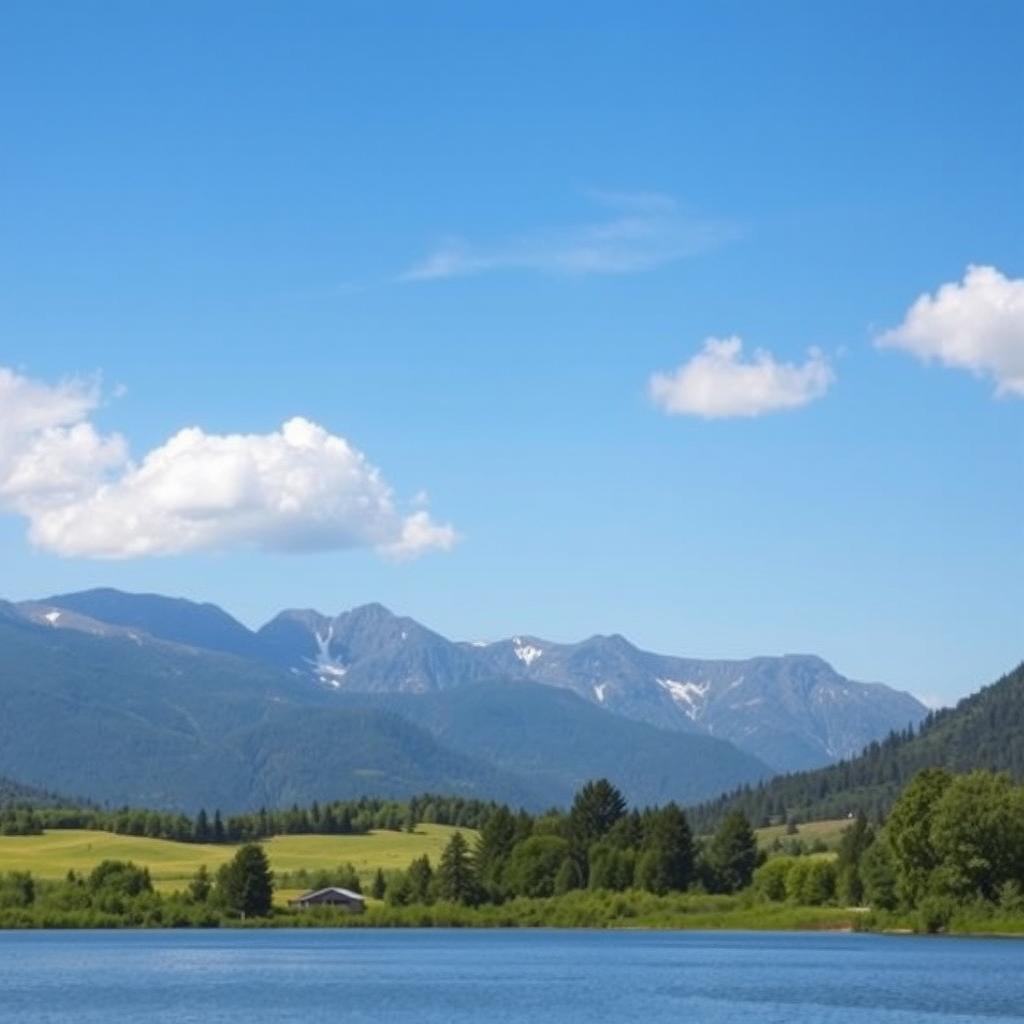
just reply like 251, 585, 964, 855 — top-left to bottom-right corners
376, 779, 760, 907
0, 793, 502, 842
5, 770, 1023, 933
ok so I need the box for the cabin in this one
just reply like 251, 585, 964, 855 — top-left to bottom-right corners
289, 887, 366, 913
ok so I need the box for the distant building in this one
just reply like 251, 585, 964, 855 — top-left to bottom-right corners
289, 887, 366, 913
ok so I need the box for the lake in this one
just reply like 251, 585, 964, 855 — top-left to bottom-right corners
1, 929, 1022, 1023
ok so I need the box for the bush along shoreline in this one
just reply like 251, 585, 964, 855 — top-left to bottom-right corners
2, 772, 1024, 935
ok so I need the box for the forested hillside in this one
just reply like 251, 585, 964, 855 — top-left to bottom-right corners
0, 776, 68, 808
0, 614, 767, 812
692, 660, 1024, 830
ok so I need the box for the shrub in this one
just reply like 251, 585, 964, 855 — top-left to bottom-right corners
916, 895, 955, 934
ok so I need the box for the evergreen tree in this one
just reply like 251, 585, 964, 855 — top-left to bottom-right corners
216, 843, 274, 917
406, 855, 434, 904
606, 810, 644, 850
475, 806, 516, 898
568, 779, 626, 881
370, 868, 387, 900
187, 865, 212, 903
436, 831, 479, 905
504, 836, 571, 898
193, 809, 210, 843
835, 813, 874, 905
639, 803, 694, 893
706, 810, 758, 893
322, 806, 339, 834
385, 871, 412, 906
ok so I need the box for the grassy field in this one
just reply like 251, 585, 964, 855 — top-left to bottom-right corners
0, 825, 472, 902
754, 818, 851, 850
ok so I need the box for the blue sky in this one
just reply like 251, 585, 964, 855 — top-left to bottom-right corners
1, 2, 1022, 704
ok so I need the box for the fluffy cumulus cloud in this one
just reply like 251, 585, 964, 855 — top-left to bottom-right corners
649, 337, 834, 418
0, 367, 455, 559
402, 191, 738, 281
876, 265, 1024, 396
0, 369, 127, 510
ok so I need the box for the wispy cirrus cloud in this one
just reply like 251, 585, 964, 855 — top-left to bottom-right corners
0, 366, 456, 560
876, 265, 1024, 397
401, 191, 739, 282
649, 337, 834, 419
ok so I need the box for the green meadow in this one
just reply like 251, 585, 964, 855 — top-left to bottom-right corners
754, 818, 850, 850
0, 825, 472, 902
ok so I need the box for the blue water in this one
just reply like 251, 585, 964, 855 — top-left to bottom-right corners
0, 929, 1022, 1023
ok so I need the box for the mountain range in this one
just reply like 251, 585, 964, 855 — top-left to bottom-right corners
37, 589, 924, 770
0, 588, 927, 812
692, 658, 1024, 830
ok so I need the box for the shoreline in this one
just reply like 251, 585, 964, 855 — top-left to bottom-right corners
0, 923, 1021, 940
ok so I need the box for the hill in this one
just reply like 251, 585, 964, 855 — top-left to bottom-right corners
691, 659, 1024, 829
335, 681, 772, 807
0, 616, 541, 810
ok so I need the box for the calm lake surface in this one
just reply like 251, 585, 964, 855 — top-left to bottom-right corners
1, 929, 1022, 1023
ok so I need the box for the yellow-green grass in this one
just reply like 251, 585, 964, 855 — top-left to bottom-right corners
0, 825, 473, 900
754, 818, 852, 850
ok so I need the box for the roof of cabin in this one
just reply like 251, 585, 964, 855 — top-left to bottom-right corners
293, 886, 365, 902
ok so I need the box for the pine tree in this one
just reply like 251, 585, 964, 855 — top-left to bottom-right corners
371, 868, 387, 900
406, 855, 434, 903
707, 810, 758, 893
568, 779, 627, 881
835, 812, 874, 905
636, 803, 694, 894
436, 831, 479, 905
193, 809, 210, 843
217, 843, 274, 917
188, 865, 212, 903
475, 806, 516, 897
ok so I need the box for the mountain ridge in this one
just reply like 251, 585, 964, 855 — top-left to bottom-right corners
690, 658, 1024, 831
35, 589, 927, 773
0, 599, 771, 811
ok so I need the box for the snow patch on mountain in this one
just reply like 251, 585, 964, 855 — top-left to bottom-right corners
310, 625, 348, 688
657, 678, 710, 720
593, 683, 608, 703
44, 610, 61, 625
513, 639, 543, 666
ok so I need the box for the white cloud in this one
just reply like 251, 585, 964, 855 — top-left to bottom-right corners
0, 367, 455, 560
876, 265, 1024, 396
402, 192, 738, 281
649, 337, 834, 419
0, 368, 127, 510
